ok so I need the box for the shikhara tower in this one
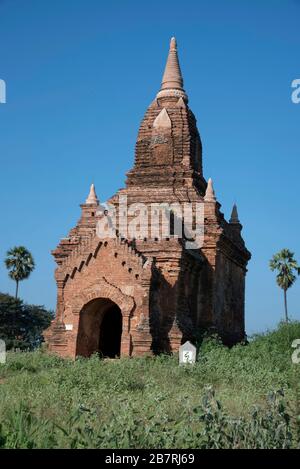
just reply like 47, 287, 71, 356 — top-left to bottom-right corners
45, 38, 251, 358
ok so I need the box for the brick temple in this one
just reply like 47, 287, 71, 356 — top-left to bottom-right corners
45, 38, 251, 358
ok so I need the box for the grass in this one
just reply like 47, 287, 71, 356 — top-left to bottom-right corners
0, 321, 300, 448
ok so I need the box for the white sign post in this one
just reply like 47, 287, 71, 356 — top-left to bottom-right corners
0, 339, 6, 364
179, 341, 196, 365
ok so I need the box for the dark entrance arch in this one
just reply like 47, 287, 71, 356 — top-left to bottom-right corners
99, 304, 122, 358
76, 298, 122, 358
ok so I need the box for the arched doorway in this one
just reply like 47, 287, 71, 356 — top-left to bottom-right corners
76, 298, 122, 358
99, 304, 122, 357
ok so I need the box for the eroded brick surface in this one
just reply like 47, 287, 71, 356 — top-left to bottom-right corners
45, 39, 251, 358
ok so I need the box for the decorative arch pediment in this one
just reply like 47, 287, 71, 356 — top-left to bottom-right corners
71, 277, 135, 317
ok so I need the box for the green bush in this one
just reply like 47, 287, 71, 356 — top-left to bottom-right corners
0, 293, 53, 350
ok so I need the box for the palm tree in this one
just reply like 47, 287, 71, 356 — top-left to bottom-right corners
4, 246, 35, 299
270, 249, 300, 322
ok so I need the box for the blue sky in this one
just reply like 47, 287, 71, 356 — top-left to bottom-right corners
0, 0, 299, 335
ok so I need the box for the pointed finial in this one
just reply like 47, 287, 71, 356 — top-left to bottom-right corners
230, 204, 240, 224
161, 36, 183, 90
85, 183, 99, 205
170, 37, 177, 51
156, 37, 188, 101
204, 178, 216, 202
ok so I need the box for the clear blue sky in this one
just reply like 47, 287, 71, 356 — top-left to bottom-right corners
0, 0, 299, 335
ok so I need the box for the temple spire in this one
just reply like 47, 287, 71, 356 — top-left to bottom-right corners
230, 204, 240, 224
161, 37, 183, 90
204, 178, 216, 202
85, 183, 99, 205
156, 37, 188, 101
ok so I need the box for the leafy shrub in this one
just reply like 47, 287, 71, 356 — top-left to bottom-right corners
0, 293, 53, 350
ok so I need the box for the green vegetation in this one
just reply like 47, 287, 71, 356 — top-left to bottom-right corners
0, 293, 53, 350
4, 246, 35, 299
0, 322, 299, 449
270, 249, 300, 322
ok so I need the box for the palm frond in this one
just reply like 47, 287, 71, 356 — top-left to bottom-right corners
270, 249, 300, 291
